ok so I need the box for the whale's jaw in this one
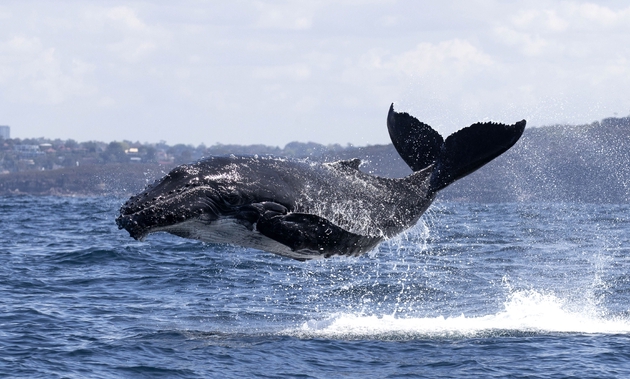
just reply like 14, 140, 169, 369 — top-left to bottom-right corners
116, 162, 223, 241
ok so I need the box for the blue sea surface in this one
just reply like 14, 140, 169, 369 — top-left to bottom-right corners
1, 196, 630, 378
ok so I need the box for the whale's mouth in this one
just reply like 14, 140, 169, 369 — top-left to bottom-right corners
115, 213, 151, 241
116, 211, 210, 242
116, 200, 184, 241
116, 188, 221, 241
116, 163, 221, 240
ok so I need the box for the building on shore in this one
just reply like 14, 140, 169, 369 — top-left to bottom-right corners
0, 126, 9, 140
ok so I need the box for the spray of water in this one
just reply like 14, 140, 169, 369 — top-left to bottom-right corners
290, 284, 630, 339
278, 202, 630, 340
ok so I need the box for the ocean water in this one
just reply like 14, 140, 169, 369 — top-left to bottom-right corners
1, 196, 630, 378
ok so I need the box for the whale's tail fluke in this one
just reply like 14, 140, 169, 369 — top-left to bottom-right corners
387, 104, 526, 192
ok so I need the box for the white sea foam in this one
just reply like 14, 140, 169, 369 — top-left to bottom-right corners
291, 289, 630, 339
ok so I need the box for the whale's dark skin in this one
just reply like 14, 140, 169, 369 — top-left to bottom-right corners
117, 105, 526, 260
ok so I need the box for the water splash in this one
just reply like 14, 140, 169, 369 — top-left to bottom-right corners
291, 288, 630, 339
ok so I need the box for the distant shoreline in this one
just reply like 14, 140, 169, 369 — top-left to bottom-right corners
0, 163, 174, 198
1, 115, 629, 203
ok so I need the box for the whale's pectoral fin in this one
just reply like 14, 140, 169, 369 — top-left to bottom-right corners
255, 212, 380, 259
235, 201, 289, 230
432, 119, 526, 191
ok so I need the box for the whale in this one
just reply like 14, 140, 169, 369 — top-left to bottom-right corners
116, 105, 525, 260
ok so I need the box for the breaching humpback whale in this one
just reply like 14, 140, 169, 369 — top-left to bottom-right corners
116, 105, 525, 261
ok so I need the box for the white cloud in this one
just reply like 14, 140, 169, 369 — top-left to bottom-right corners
511, 9, 568, 32
493, 26, 549, 56
544, 10, 569, 31
494, 2, 630, 59
252, 64, 312, 81
390, 40, 494, 76
1, 1, 630, 145
254, 1, 316, 30
81, 5, 170, 63
0, 36, 96, 105
346, 39, 494, 87
106, 6, 148, 31
512, 9, 540, 28
570, 2, 630, 26
0, 7, 10, 20
107, 39, 158, 62
377, 15, 398, 27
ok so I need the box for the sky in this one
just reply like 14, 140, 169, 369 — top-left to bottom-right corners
1, 1, 629, 147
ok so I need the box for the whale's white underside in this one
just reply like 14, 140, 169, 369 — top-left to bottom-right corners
146, 217, 332, 260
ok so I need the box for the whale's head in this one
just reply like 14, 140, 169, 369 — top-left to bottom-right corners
115, 161, 234, 241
